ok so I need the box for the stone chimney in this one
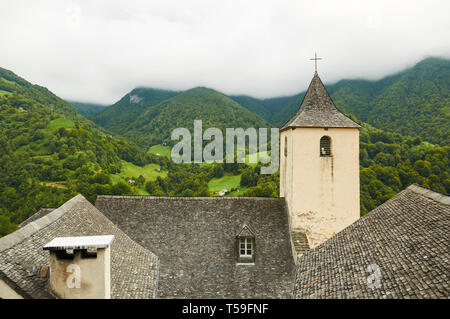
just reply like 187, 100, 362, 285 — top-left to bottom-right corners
43, 235, 114, 299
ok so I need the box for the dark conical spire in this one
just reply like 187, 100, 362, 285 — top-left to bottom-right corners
281, 73, 360, 130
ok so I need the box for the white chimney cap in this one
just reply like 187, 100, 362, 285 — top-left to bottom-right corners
43, 235, 115, 251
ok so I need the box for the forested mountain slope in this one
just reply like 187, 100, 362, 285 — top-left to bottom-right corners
0, 68, 167, 236
93, 87, 180, 134
272, 57, 449, 145
0, 67, 82, 120
123, 87, 269, 148
93, 57, 449, 147
68, 101, 107, 119
230, 95, 291, 122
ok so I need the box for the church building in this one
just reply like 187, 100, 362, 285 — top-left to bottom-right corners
280, 71, 361, 249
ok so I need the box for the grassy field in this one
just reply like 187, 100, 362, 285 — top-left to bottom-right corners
40, 181, 67, 189
135, 187, 150, 195
33, 145, 53, 156
227, 186, 249, 196
110, 160, 167, 183
15, 142, 52, 156
148, 144, 270, 162
0, 77, 16, 86
243, 151, 270, 165
0, 89, 12, 97
149, 144, 214, 166
110, 160, 168, 196
43, 118, 75, 137
148, 144, 270, 167
148, 144, 171, 158
208, 173, 249, 196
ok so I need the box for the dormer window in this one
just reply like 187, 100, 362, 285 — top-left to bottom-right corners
320, 136, 331, 156
239, 237, 253, 259
236, 225, 255, 264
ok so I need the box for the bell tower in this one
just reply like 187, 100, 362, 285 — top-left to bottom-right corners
280, 69, 361, 248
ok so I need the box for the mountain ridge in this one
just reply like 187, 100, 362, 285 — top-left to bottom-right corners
93, 87, 180, 134
90, 57, 449, 145
123, 87, 270, 147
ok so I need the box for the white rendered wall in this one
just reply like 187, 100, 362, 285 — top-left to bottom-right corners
49, 246, 111, 299
280, 127, 360, 248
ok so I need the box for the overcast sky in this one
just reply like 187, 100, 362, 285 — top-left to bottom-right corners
1, 0, 449, 104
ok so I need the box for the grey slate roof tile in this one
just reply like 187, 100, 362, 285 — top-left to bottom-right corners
95, 196, 296, 298
293, 184, 450, 299
18, 208, 54, 229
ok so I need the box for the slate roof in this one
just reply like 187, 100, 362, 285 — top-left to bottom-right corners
95, 196, 296, 298
0, 194, 159, 299
293, 184, 450, 299
281, 72, 361, 130
18, 208, 54, 228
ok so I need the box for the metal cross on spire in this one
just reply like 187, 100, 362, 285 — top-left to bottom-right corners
310, 52, 323, 73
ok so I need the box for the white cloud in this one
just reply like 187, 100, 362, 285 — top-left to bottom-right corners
0, 0, 449, 104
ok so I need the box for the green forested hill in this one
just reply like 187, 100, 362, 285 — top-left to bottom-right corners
271, 92, 304, 126
272, 57, 449, 145
229, 95, 272, 120
229, 95, 291, 122
68, 101, 107, 119
122, 87, 270, 148
0, 68, 168, 236
93, 87, 180, 134
357, 123, 449, 212
93, 57, 449, 146
332, 57, 449, 145
0, 68, 83, 120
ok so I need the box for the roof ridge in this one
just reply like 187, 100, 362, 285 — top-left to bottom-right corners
407, 184, 450, 205
281, 74, 316, 128
0, 194, 86, 252
307, 73, 336, 109
18, 208, 55, 228
96, 195, 285, 201
314, 73, 362, 126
